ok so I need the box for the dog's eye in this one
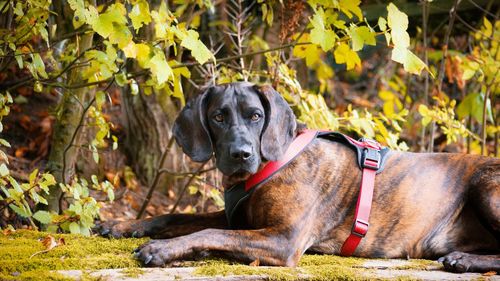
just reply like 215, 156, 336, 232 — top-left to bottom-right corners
214, 114, 224, 123
251, 113, 261, 121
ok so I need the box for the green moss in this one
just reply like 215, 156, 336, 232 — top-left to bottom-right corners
0, 230, 442, 281
298, 254, 366, 267
0, 230, 148, 280
121, 267, 145, 278
0, 270, 73, 281
392, 259, 440, 270
195, 263, 299, 281
193, 255, 374, 281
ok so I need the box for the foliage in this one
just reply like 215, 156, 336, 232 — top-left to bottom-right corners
0, 0, 498, 234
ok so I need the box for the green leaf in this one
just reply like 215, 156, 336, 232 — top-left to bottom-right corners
145, 50, 172, 85
33, 81, 43, 93
115, 72, 127, 86
0, 138, 11, 147
349, 26, 376, 52
129, 0, 151, 31
378, 17, 387, 32
10, 204, 30, 218
42, 173, 56, 187
69, 222, 80, 234
90, 145, 99, 163
107, 188, 114, 202
180, 30, 215, 65
309, 9, 336, 52
47, 225, 59, 233
33, 210, 52, 224
456, 92, 493, 123
29, 169, 38, 185
92, 3, 127, 39
392, 47, 427, 75
95, 91, 106, 110
130, 79, 139, 95
0, 163, 9, 177
402, 50, 427, 75
109, 22, 132, 48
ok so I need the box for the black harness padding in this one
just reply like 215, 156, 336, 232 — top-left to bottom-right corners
224, 132, 391, 229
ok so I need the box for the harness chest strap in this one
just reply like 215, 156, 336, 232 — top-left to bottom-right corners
223, 130, 385, 257
339, 138, 381, 256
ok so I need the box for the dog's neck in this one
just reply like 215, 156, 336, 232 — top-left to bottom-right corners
221, 166, 263, 189
221, 124, 305, 189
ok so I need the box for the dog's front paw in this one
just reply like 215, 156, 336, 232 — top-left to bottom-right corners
94, 220, 146, 238
438, 251, 474, 273
133, 240, 180, 267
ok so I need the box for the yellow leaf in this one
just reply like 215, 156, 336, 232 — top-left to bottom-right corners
135, 43, 151, 67
309, 8, 336, 51
391, 46, 407, 64
378, 90, 395, 101
403, 50, 427, 75
145, 49, 172, 85
339, 0, 363, 20
129, 0, 151, 31
292, 33, 321, 67
123, 41, 136, 58
349, 25, 376, 52
387, 3, 409, 48
483, 17, 492, 37
92, 3, 127, 39
334, 43, 361, 70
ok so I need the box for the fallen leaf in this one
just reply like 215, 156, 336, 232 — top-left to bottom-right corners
41, 235, 57, 250
249, 259, 260, 266
30, 235, 66, 258
2, 228, 15, 236
483, 271, 497, 276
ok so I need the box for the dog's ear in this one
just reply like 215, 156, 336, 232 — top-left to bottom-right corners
254, 85, 297, 161
173, 89, 213, 162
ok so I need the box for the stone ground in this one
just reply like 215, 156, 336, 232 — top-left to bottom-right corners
59, 259, 499, 281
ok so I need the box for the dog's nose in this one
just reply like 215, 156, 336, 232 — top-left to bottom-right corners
230, 146, 253, 161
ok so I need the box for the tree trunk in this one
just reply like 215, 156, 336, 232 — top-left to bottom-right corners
121, 89, 180, 186
45, 0, 95, 213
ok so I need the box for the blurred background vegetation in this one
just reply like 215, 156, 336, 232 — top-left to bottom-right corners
0, 0, 498, 235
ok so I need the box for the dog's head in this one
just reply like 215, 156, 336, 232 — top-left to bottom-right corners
173, 82, 297, 177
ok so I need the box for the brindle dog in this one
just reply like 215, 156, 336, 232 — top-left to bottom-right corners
96, 82, 500, 273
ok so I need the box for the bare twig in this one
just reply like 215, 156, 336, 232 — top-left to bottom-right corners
429, 0, 461, 152
169, 161, 209, 215
158, 167, 216, 177
136, 137, 176, 219
420, 0, 430, 152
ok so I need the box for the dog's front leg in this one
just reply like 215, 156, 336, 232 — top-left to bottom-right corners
96, 211, 228, 238
134, 228, 308, 267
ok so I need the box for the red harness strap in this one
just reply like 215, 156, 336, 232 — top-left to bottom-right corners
339, 137, 381, 256
244, 130, 319, 192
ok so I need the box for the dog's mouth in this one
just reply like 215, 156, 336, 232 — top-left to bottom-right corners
217, 160, 260, 177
